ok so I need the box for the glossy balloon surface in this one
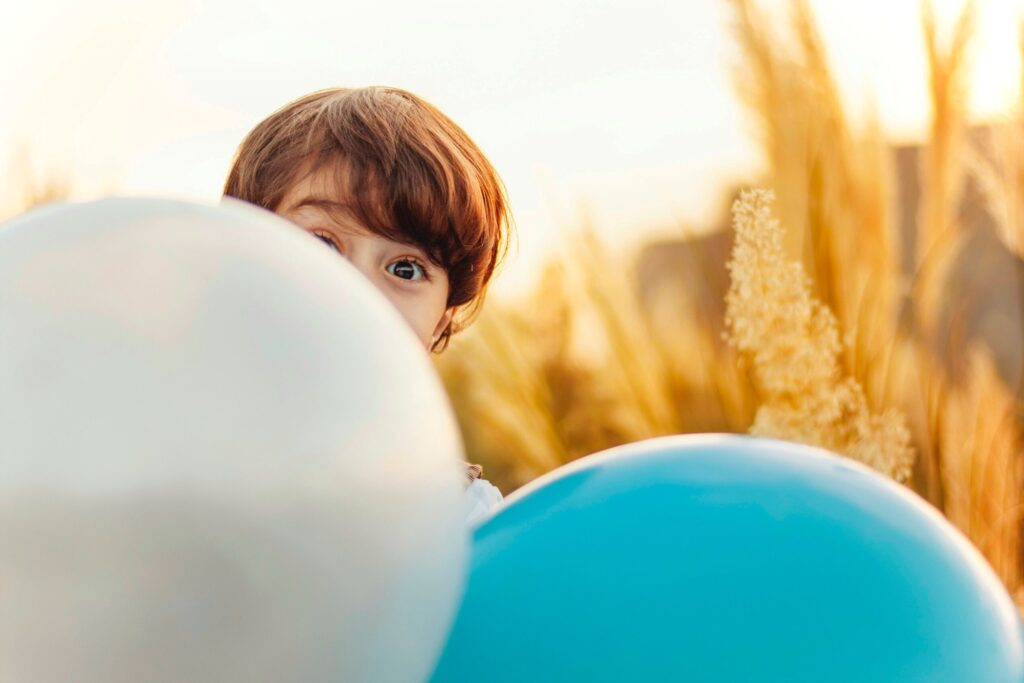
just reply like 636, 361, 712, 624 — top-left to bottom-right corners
432, 434, 1024, 683
0, 198, 466, 683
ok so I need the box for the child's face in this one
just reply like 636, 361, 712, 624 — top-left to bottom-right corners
276, 170, 455, 349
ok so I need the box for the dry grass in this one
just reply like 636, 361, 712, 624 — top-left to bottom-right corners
728, 0, 903, 435
437, 228, 755, 491
0, 147, 72, 222
724, 189, 914, 482
441, 0, 1024, 600
915, 0, 975, 340
970, 120, 1024, 261
939, 347, 1023, 588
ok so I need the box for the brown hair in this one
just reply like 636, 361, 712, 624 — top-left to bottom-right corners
224, 86, 512, 351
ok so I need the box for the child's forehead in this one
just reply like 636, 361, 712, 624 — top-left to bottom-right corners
278, 165, 359, 211
278, 164, 389, 231
278, 165, 445, 261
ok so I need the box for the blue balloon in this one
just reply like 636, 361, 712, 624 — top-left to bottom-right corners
430, 434, 1024, 683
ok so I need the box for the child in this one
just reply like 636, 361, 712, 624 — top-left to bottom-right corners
224, 87, 507, 524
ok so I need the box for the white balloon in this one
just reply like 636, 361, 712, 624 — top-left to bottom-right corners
0, 198, 467, 683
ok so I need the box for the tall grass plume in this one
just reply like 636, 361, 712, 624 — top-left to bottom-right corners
725, 190, 915, 481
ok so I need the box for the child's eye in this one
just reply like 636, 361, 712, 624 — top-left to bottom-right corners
312, 231, 342, 254
386, 259, 427, 281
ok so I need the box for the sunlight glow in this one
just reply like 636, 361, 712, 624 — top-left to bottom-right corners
2, 0, 1021, 292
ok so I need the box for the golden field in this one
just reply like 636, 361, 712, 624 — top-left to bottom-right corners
438, 0, 1024, 602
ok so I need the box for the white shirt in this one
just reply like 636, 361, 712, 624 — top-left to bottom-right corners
463, 478, 503, 527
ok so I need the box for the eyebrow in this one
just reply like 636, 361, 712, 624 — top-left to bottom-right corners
290, 197, 355, 213
288, 197, 367, 232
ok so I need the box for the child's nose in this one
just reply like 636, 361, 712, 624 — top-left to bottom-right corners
344, 250, 381, 286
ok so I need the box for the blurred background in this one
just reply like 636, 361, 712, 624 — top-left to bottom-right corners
4, 0, 1024, 600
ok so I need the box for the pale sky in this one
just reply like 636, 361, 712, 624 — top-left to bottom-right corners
2, 0, 1021, 292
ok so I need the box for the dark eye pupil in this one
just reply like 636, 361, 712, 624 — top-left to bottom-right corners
394, 262, 415, 279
